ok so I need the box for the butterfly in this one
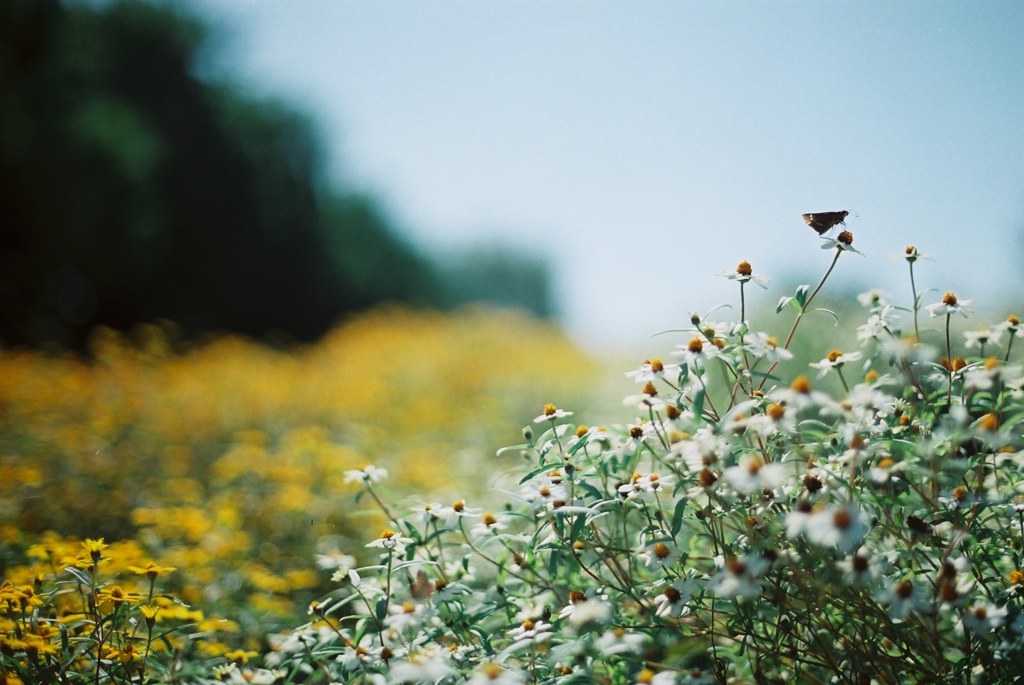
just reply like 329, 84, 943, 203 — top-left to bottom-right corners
802, 210, 849, 235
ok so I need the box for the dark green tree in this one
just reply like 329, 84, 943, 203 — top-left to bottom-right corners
0, 0, 445, 349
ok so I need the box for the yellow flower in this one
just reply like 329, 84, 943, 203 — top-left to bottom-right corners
81, 538, 108, 562
128, 561, 178, 580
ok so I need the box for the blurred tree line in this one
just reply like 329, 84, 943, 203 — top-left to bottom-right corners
0, 0, 554, 350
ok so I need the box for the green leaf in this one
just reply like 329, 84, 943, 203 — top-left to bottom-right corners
811, 307, 840, 326
670, 497, 689, 537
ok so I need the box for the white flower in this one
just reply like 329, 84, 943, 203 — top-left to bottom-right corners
803, 502, 868, 554
857, 288, 890, 308
344, 464, 389, 484
857, 305, 900, 343
469, 511, 510, 540
594, 627, 647, 655
723, 455, 784, 495
820, 232, 864, 255
366, 529, 414, 555
623, 383, 668, 412
506, 618, 554, 646
315, 551, 356, 571
386, 650, 455, 684
467, 663, 527, 685
927, 292, 973, 318
961, 601, 1008, 634
963, 326, 1002, 349
809, 349, 863, 378
618, 472, 674, 500
877, 579, 930, 620
625, 357, 682, 383
674, 335, 721, 368
533, 403, 573, 423
653, 578, 698, 618
706, 554, 769, 599
837, 552, 883, 587
565, 599, 611, 626
720, 260, 769, 288
744, 332, 793, 363
637, 539, 682, 570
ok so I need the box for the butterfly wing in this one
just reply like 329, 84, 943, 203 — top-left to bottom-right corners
802, 211, 848, 234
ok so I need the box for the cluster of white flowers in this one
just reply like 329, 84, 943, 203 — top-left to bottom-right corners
250, 248, 1024, 683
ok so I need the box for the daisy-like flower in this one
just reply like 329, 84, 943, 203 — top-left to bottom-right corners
961, 601, 1008, 634
803, 502, 868, 554
857, 305, 900, 343
898, 244, 933, 263
519, 474, 569, 512
809, 349, 863, 378
996, 314, 1023, 339
594, 626, 648, 655
387, 649, 456, 684
964, 358, 1023, 393
878, 579, 930, 620
385, 600, 438, 633
315, 551, 356, 572
417, 501, 459, 529
365, 528, 414, 555
652, 578, 698, 618
506, 618, 554, 646
467, 662, 527, 685
857, 288, 891, 308
767, 375, 837, 413
721, 260, 769, 288
637, 538, 683, 571
623, 382, 667, 412
672, 426, 728, 473
723, 454, 784, 495
533, 403, 573, 423
564, 598, 612, 627
964, 326, 1002, 350
927, 291, 973, 318
744, 332, 793, 363
706, 554, 769, 599
625, 357, 682, 384
674, 335, 720, 369
618, 472, 674, 501
343, 464, 389, 485
837, 552, 883, 588
469, 511, 510, 540
634, 669, 678, 685
934, 558, 974, 608
821, 230, 864, 255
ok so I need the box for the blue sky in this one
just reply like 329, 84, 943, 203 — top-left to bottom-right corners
189, 0, 1023, 352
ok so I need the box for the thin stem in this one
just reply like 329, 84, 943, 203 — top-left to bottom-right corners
758, 248, 843, 391
909, 260, 921, 343
945, 313, 953, 409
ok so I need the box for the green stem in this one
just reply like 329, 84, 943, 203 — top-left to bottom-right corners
909, 260, 921, 343
758, 248, 843, 391
945, 314, 953, 409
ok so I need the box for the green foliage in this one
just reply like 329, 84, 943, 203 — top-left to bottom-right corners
0, 0, 553, 351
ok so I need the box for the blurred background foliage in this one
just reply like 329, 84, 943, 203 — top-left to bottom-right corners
0, 0, 555, 350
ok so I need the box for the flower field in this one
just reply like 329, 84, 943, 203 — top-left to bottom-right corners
0, 306, 599, 677
4, 234, 1024, 684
